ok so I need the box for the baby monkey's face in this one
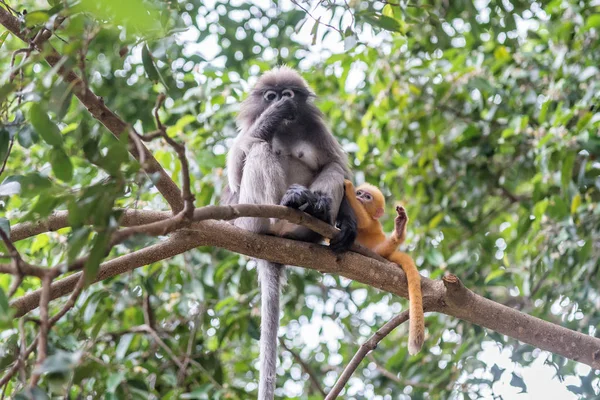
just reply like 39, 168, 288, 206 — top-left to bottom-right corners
355, 188, 373, 205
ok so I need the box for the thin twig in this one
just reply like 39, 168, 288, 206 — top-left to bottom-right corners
279, 337, 326, 397
366, 354, 432, 389
152, 93, 195, 218
30, 276, 51, 387
7, 274, 23, 298
291, 0, 342, 34
325, 310, 410, 400
142, 325, 186, 370
18, 319, 27, 382
49, 273, 86, 325
0, 338, 37, 388
0, 137, 14, 178
178, 314, 201, 384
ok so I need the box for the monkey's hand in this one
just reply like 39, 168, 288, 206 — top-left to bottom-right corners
343, 179, 355, 196
280, 185, 330, 222
394, 206, 408, 236
271, 97, 297, 123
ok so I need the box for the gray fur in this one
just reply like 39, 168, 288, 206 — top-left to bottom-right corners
223, 66, 350, 400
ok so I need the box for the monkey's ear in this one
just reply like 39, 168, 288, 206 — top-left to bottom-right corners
374, 207, 384, 219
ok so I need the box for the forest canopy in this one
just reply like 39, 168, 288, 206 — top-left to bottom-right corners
0, 0, 599, 399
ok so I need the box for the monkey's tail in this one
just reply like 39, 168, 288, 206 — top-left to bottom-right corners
257, 260, 284, 400
388, 252, 425, 355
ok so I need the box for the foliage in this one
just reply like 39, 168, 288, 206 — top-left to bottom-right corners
1, 0, 599, 398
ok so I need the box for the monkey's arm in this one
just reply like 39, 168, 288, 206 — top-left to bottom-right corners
248, 98, 296, 141
226, 143, 246, 194
343, 180, 372, 230
373, 205, 408, 258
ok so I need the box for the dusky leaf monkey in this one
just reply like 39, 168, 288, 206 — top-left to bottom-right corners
344, 179, 425, 355
222, 67, 357, 399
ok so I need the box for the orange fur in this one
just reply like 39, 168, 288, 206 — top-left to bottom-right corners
344, 180, 425, 355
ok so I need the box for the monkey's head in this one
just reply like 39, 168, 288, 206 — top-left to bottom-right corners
237, 66, 317, 131
355, 183, 386, 219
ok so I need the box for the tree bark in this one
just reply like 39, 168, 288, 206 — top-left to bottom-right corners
9, 214, 600, 369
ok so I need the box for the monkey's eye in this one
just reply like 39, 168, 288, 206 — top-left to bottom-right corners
264, 90, 277, 102
356, 190, 362, 196
365, 194, 372, 201
282, 89, 295, 98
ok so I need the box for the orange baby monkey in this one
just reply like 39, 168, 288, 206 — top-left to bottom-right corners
344, 180, 424, 355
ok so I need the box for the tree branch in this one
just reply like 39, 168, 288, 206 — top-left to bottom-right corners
8, 217, 600, 369
279, 337, 326, 397
325, 310, 410, 400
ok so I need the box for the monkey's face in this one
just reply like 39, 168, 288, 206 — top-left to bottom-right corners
356, 184, 385, 219
356, 188, 373, 205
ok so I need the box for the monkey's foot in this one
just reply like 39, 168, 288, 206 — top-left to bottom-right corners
394, 206, 409, 233
308, 191, 332, 222
330, 217, 357, 253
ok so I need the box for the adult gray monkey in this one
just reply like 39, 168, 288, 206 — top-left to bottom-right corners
222, 66, 357, 399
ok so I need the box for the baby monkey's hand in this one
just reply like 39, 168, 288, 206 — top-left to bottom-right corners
344, 179, 354, 193
394, 206, 408, 234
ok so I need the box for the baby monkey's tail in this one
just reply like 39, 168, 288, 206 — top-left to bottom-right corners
388, 251, 424, 355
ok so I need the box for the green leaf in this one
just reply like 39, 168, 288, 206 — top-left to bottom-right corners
115, 333, 134, 360
484, 269, 505, 284
382, 4, 394, 18
84, 230, 111, 284
181, 384, 212, 399
0, 83, 15, 103
571, 193, 581, 215
35, 351, 82, 374
0, 129, 9, 163
0, 286, 10, 316
428, 212, 444, 229
561, 152, 575, 192
0, 287, 15, 329
0, 31, 9, 49
16, 124, 37, 148
29, 103, 63, 146
362, 13, 401, 32
25, 11, 50, 25
107, 371, 126, 393
584, 14, 600, 31
49, 147, 73, 181
14, 388, 49, 400
0, 218, 9, 238
49, 81, 73, 121
538, 99, 551, 123
310, 17, 320, 46
142, 45, 159, 82
68, 227, 92, 264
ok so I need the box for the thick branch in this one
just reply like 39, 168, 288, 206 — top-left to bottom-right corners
0, 7, 184, 212
9, 219, 600, 369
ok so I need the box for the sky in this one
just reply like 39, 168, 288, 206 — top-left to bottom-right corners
173, 0, 587, 398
